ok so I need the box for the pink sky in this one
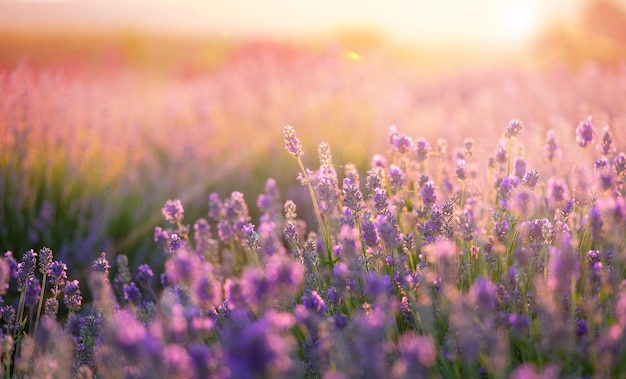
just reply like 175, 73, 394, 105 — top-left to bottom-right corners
1, 0, 584, 49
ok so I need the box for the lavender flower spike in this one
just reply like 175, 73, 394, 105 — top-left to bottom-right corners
576, 116, 596, 148
162, 199, 184, 224
17, 249, 37, 292
504, 119, 523, 138
283, 125, 303, 158
63, 280, 83, 312
38, 247, 53, 275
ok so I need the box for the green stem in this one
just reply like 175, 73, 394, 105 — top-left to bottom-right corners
14, 290, 26, 340
65, 310, 74, 335
459, 180, 466, 209
296, 157, 334, 275
33, 273, 47, 333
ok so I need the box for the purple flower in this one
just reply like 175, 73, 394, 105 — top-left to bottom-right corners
188, 343, 218, 379
425, 240, 457, 282
123, 282, 142, 305
193, 218, 212, 255
597, 195, 626, 226
283, 220, 300, 247
373, 188, 389, 215
594, 157, 609, 171
471, 277, 496, 312
38, 246, 53, 275
223, 310, 297, 378
597, 125, 615, 155
386, 124, 414, 153
259, 221, 286, 256
508, 313, 530, 334
338, 224, 361, 258
0, 259, 9, 295
242, 222, 261, 253
494, 219, 509, 242
504, 119, 523, 138
284, 200, 297, 221
396, 332, 437, 368
421, 204, 444, 243
420, 180, 437, 207
366, 167, 383, 195
495, 143, 507, 164
575, 319, 588, 340
265, 254, 304, 291
283, 125, 303, 158
168, 233, 186, 255
91, 252, 110, 276
162, 199, 184, 224
160, 272, 170, 287
342, 177, 364, 214
614, 153, 626, 177
543, 129, 561, 162
547, 178, 568, 204
514, 157, 527, 180
111, 311, 150, 360
588, 204, 603, 241
24, 276, 41, 307
371, 154, 387, 168
576, 116, 596, 148
165, 248, 202, 286
361, 213, 380, 248
224, 191, 250, 224
3, 251, 18, 278
16, 249, 37, 292
63, 280, 83, 312
460, 204, 476, 242
364, 273, 391, 301
193, 274, 223, 309
217, 220, 234, 243
317, 171, 339, 212
389, 164, 405, 192
164, 344, 194, 378
522, 169, 540, 190
48, 260, 67, 288
302, 290, 327, 313
498, 176, 515, 208
154, 226, 169, 249
375, 212, 401, 249
455, 159, 466, 181
114, 254, 132, 296
344, 163, 360, 187
547, 236, 580, 294
522, 218, 554, 249
44, 298, 59, 318
257, 182, 278, 214
207, 192, 223, 221
136, 264, 154, 289
415, 138, 431, 162
510, 364, 560, 379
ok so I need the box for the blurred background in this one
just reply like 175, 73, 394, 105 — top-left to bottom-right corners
1, 0, 626, 277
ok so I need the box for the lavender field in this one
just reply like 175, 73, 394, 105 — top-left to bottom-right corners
2, 2, 626, 377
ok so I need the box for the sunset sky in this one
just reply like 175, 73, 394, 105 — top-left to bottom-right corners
1, 0, 586, 50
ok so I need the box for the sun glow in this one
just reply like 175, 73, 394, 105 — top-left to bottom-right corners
499, 2, 542, 46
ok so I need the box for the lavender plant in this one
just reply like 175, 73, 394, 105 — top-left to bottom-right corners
0, 115, 625, 378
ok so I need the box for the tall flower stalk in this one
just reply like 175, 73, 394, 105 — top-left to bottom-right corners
33, 247, 53, 333
283, 125, 334, 275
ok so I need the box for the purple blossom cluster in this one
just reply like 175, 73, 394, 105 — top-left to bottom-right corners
1, 116, 626, 378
